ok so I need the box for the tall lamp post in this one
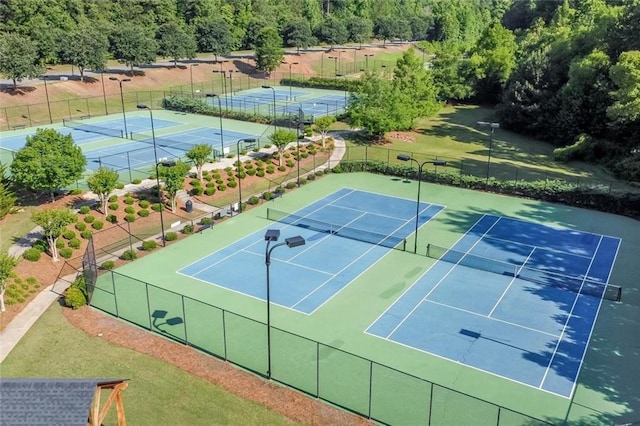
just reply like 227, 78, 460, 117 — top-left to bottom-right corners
262, 85, 277, 130
264, 229, 305, 379
137, 104, 166, 246
335, 74, 348, 104
236, 138, 257, 212
42, 75, 52, 124
189, 64, 199, 96
100, 72, 108, 115
476, 121, 500, 184
397, 154, 446, 254
212, 65, 228, 110
205, 93, 225, 159
110, 77, 131, 137
282, 61, 299, 100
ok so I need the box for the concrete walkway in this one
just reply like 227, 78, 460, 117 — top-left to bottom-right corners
0, 133, 346, 364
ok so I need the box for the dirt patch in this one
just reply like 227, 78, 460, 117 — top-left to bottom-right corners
385, 131, 416, 143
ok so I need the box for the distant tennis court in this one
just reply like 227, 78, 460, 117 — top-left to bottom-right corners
179, 188, 444, 314
367, 214, 621, 398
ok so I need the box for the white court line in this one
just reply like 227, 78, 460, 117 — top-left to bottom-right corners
487, 247, 537, 318
538, 235, 604, 390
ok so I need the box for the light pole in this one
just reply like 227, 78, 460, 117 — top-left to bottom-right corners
189, 64, 199, 96
262, 85, 277, 130
227, 70, 234, 107
110, 77, 131, 137
264, 229, 305, 379
282, 61, 299, 100
335, 74, 348, 104
477, 121, 500, 184
236, 138, 256, 212
205, 93, 225, 160
42, 75, 52, 124
364, 54, 374, 70
397, 154, 446, 254
296, 108, 304, 186
100, 72, 108, 115
137, 104, 166, 246
212, 65, 228, 110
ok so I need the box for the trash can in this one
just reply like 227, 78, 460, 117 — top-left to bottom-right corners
185, 200, 193, 213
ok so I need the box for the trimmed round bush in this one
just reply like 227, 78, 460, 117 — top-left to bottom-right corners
205, 181, 216, 188
152, 203, 164, 212
204, 187, 216, 196
59, 248, 73, 259
68, 238, 81, 249
33, 240, 48, 253
286, 160, 295, 168
237, 171, 246, 180
124, 197, 135, 205
124, 206, 135, 214
200, 217, 213, 226
120, 250, 137, 261
106, 214, 117, 224
165, 232, 178, 241
286, 181, 297, 189
246, 168, 256, 176
190, 179, 201, 187
218, 184, 227, 191
75, 222, 87, 231
132, 178, 142, 184
101, 260, 115, 270
266, 165, 275, 174
191, 186, 203, 195
70, 188, 83, 195
109, 202, 119, 210
64, 286, 86, 309
216, 178, 224, 185
202, 170, 210, 177
79, 205, 91, 214
139, 200, 150, 209
138, 209, 150, 217
108, 195, 118, 203
256, 170, 265, 177
299, 177, 307, 185
263, 191, 273, 201
91, 220, 104, 230
115, 183, 125, 189
124, 214, 136, 223
307, 173, 316, 181
56, 239, 65, 249
23, 248, 41, 262
227, 180, 237, 188
62, 230, 76, 240
203, 175, 212, 182
248, 196, 260, 205
278, 165, 287, 172
83, 215, 95, 223
81, 230, 93, 239
142, 240, 157, 251
182, 224, 194, 234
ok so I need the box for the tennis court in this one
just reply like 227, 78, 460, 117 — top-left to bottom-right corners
179, 188, 444, 314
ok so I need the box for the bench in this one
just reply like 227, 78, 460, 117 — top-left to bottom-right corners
12, 124, 26, 130
79, 115, 91, 120
198, 223, 213, 233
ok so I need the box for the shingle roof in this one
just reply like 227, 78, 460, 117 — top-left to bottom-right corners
0, 378, 125, 426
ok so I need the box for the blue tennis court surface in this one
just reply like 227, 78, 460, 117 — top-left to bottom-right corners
367, 214, 621, 398
179, 189, 444, 314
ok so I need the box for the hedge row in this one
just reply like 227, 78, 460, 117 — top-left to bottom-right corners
161, 96, 272, 124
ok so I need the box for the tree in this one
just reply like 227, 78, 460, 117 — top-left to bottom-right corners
194, 17, 236, 60
282, 18, 315, 55
110, 25, 159, 74
314, 116, 336, 148
0, 252, 18, 312
255, 27, 284, 74
268, 129, 297, 167
87, 167, 120, 218
158, 161, 191, 212
60, 24, 109, 82
608, 50, 640, 124
349, 74, 398, 137
157, 21, 197, 67
11, 129, 86, 202
32, 208, 77, 262
185, 144, 212, 181
346, 16, 373, 48
0, 164, 16, 220
315, 16, 348, 50
392, 48, 441, 125
0, 32, 44, 90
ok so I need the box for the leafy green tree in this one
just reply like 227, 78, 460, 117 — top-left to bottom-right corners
11, 129, 86, 202
157, 21, 197, 67
87, 167, 120, 218
316, 16, 348, 50
255, 27, 284, 74
242, 17, 269, 50
0, 33, 44, 90
158, 161, 191, 212
0, 164, 16, 220
349, 74, 397, 137
314, 116, 336, 148
32, 208, 77, 262
374, 17, 411, 46
428, 41, 474, 101
194, 17, 236, 60
346, 16, 373, 48
608, 50, 640, 124
185, 144, 212, 180
408, 15, 433, 41
60, 24, 109, 82
0, 252, 18, 312
282, 18, 315, 55
110, 25, 159, 74
268, 129, 297, 167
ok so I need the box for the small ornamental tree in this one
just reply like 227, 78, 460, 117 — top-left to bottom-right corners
185, 144, 212, 181
314, 116, 336, 148
0, 252, 18, 312
158, 161, 191, 212
10, 128, 86, 202
87, 167, 120, 218
268, 129, 297, 167
31, 208, 77, 262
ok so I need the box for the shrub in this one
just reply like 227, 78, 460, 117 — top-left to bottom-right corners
83, 215, 95, 223
246, 168, 257, 176
64, 286, 86, 309
91, 220, 104, 230
218, 184, 227, 191
256, 170, 265, 177
68, 238, 81, 249
124, 214, 136, 222
106, 214, 117, 224
124, 197, 135, 205
202, 170, 209, 176
59, 248, 73, 259
26, 277, 38, 285
142, 240, 157, 251
263, 191, 273, 201
108, 195, 118, 203
138, 209, 150, 217
212, 172, 221, 179
307, 173, 315, 181
115, 183, 125, 189
70, 188, 83, 195
81, 230, 93, 239
79, 205, 91, 214
283, 152, 291, 158
33, 240, 48, 253
286, 181, 297, 189
56, 239, 65, 249
75, 222, 87, 231
120, 250, 137, 261
205, 181, 216, 188
132, 178, 142, 184
227, 180, 237, 188
182, 224, 194, 234
299, 177, 307, 185
204, 187, 216, 196
216, 178, 224, 185
248, 196, 260, 205
190, 179, 201, 186
264, 143, 271, 148
23, 248, 41, 262
152, 203, 164, 212
124, 206, 135, 214
62, 230, 76, 240
237, 171, 246, 180
109, 202, 119, 210
165, 232, 178, 241
278, 165, 287, 172
191, 186, 204, 195
203, 174, 212, 182
200, 217, 213, 225
139, 200, 150, 209
101, 260, 115, 270
286, 159, 295, 168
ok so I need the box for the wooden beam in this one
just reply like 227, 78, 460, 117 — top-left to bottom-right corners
89, 381, 128, 426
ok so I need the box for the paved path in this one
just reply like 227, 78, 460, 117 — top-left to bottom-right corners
0, 133, 346, 364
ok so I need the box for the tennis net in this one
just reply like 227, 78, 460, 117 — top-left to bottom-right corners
63, 119, 124, 139
266, 208, 406, 250
130, 131, 196, 152
426, 243, 622, 301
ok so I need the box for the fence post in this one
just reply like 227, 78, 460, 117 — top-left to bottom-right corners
112, 271, 120, 317
368, 361, 373, 419
222, 309, 228, 359
181, 295, 188, 345
316, 342, 320, 397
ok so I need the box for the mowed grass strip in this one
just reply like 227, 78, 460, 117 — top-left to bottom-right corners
0, 304, 298, 426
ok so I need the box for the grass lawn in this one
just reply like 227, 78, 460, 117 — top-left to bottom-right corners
0, 303, 297, 426
0, 206, 36, 253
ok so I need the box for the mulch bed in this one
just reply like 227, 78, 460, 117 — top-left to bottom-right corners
63, 306, 371, 426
